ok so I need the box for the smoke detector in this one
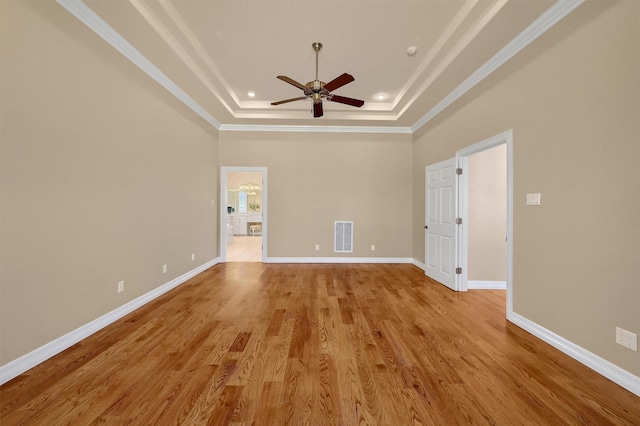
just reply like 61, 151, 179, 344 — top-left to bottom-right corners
407, 46, 418, 56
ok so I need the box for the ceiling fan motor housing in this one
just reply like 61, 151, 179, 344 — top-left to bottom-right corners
270, 41, 364, 117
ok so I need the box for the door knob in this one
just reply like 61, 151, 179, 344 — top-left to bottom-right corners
424, 225, 428, 229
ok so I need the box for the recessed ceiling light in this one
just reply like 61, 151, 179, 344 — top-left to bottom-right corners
247, 91, 256, 98
373, 93, 388, 101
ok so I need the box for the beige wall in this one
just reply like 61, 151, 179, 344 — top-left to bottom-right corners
2, 0, 638, 384
413, 1, 639, 375
220, 131, 413, 258
468, 145, 506, 282
1, 1, 219, 364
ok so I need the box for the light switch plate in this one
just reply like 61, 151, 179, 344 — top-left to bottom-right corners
526, 193, 541, 205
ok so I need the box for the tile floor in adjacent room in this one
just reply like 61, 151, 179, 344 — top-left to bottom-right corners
226, 235, 262, 262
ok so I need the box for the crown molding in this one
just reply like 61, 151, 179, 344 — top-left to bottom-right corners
219, 124, 412, 134
56, 0, 221, 129
57, 0, 584, 135
411, 0, 585, 133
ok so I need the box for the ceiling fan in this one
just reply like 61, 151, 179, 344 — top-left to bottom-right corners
271, 42, 365, 118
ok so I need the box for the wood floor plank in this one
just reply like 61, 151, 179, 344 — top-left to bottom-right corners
179, 357, 237, 424
315, 352, 343, 424
226, 320, 269, 387
2, 263, 639, 425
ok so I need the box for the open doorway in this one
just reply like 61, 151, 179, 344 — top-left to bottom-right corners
220, 167, 267, 262
466, 144, 507, 289
456, 130, 513, 313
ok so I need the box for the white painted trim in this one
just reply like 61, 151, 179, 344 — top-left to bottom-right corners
218, 124, 412, 134
467, 280, 506, 290
457, 154, 469, 291
411, 0, 585, 133
265, 257, 412, 264
424, 158, 460, 291
412, 258, 426, 271
510, 312, 640, 397
456, 130, 513, 312
505, 134, 514, 319
0, 258, 220, 386
58, 1, 583, 135
220, 167, 268, 263
55, 0, 221, 129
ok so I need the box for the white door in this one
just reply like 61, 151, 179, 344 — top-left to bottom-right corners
425, 159, 458, 290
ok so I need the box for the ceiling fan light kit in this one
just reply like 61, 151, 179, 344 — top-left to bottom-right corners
271, 42, 365, 118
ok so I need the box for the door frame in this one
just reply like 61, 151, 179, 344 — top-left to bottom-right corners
456, 130, 513, 316
219, 166, 268, 262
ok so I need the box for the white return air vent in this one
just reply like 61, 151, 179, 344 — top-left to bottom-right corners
334, 221, 353, 253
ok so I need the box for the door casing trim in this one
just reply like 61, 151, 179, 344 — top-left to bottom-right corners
455, 129, 513, 317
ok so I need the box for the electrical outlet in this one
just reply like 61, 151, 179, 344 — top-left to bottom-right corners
117, 281, 124, 293
162, 264, 167, 274
371, 244, 376, 251
191, 253, 195, 261
315, 244, 320, 251
616, 327, 638, 351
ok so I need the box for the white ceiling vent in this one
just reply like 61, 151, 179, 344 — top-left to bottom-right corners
334, 221, 353, 253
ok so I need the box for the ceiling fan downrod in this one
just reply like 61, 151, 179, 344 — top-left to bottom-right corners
312, 42, 322, 82
312, 42, 323, 104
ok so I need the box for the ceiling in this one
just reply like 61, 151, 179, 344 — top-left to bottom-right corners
60, 0, 582, 131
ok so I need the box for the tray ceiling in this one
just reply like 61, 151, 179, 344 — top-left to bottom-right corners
60, 0, 583, 131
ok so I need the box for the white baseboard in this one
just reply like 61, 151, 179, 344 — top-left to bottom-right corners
412, 258, 426, 271
265, 257, 413, 264
468, 280, 506, 290
5, 259, 637, 399
0, 258, 220, 386
395, 260, 639, 396
509, 312, 640, 397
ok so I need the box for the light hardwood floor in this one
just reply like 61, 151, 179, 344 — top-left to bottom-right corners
1, 263, 639, 424
227, 236, 262, 262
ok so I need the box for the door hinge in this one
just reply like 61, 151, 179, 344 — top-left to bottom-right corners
455, 218, 462, 225
456, 267, 462, 275
456, 168, 463, 175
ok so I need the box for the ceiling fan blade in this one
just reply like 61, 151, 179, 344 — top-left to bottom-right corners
271, 96, 308, 106
323, 73, 355, 92
276, 75, 308, 91
328, 94, 364, 108
313, 101, 323, 118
